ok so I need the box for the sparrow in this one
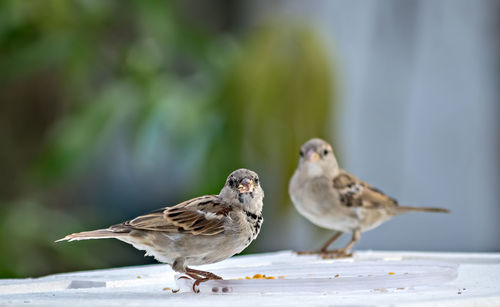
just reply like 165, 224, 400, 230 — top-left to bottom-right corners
289, 138, 449, 258
57, 168, 264, 292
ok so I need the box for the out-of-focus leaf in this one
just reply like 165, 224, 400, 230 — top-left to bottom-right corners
30, 82, 137, 183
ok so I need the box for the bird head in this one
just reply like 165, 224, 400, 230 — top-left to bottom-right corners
297, 138, 339, 177
220, 168, 264, 210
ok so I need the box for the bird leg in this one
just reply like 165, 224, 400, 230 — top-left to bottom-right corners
296, 232, 343, 255
182, 267, 223, 293
321, 230, 361, 259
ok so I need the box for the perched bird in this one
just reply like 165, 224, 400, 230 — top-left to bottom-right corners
57, 168, 264, 292
289, 138, 449, 258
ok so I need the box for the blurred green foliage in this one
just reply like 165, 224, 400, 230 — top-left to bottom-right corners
0, 200, 110, 277
0, 0, 336, 277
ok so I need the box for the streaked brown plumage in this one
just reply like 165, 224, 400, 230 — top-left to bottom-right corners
57, 168, 264, 292
289, 138, 449, 258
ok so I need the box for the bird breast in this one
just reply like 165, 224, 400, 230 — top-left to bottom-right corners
290, 173, 360, 232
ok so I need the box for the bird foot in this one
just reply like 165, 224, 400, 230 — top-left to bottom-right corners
295, 249, 322, 255
192, 275, 223, 293
183, 271, 223, 293
295, 249, 353, 259
320, 249, 353, 259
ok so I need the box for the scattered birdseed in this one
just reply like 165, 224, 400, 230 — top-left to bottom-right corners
334, 274, 340, 278
244, 274, 278, 279
212, 287, 219, 293
388, 272, 396, 275
162, 287, 171, 291
171, 289, 179, 293
136, 276, 141, 279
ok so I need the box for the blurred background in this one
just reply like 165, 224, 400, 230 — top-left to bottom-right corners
1, 0, 499, 278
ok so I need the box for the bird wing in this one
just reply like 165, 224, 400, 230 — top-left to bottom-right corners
112, 195, 232, 236
332, 170, 399, 209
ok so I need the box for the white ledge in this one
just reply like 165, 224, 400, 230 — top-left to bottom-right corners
0, 250, 499, 306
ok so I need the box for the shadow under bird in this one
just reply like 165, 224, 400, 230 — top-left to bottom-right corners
289, 138, 449, 258
57, 168, 264, 292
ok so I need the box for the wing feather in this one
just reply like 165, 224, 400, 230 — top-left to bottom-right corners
333, 171, 398, 209
111, 195, 232, 236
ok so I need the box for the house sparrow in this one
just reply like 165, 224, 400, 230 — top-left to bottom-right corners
57, 168, 264, 292
289, 138, 449, 258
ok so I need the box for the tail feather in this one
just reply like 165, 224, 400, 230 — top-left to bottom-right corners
395, 206, 450, 214
55, 229, 124, 242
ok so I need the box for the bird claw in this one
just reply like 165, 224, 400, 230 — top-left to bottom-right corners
192, 281, 201, 293
183, 273, 223, 293
178, 275, 191, 280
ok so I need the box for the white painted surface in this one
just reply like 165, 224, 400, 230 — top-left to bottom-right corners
0, 251, 499, 306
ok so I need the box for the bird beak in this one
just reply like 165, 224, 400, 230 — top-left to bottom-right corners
238, 178, 254, 193
306, 150, 320, 162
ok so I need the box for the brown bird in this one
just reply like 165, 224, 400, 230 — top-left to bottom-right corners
289, 138, 449, 258
57, 168, 264, 292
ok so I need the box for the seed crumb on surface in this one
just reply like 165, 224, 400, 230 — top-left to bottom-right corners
244, 274, 278, 279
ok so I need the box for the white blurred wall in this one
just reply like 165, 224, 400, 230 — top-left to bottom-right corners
248, 0, 500, 252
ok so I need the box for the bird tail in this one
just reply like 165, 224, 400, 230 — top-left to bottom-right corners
394, 206, 450, 214
55, 229, 125, 242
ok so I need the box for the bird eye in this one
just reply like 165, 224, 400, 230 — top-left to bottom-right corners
255, 178, 259, 184
299, 150, 304, 157
323, 149, 329, 155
